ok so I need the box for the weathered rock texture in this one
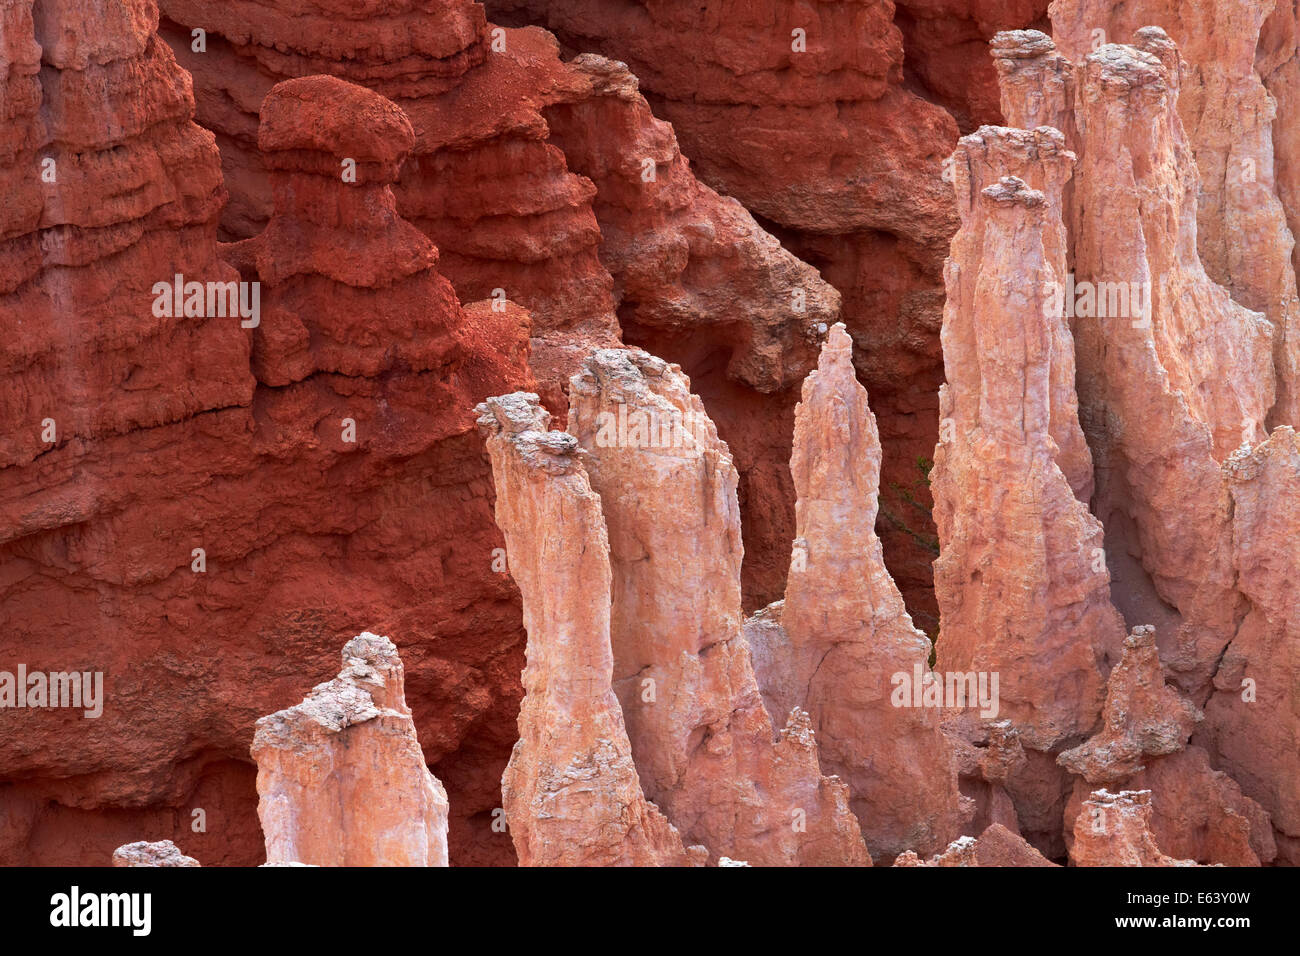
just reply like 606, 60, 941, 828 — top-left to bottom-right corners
5, 0, 1300, 871
893, 823, 1057, 866
0, 22, 533, 867
1057, 626, 1202, 785
1070, 789, 1195, 866
1050, 0, 1300, 427
930, 120, 1127, 857
1055, 625, 1274, 865
112, 840, 201, 867
561, 348, 870, 866
251, 633, 450, 867
0, 0, 248, 472
158, 0, 619, 410
985, 25, 1300, 864
486, 0, 1050, 624
477, 351, 871, 865
745, 324, 963, 862
1261, 1, 1300, 291
1064, 746, 1276, 867
477, 392, 701, 866
1208, 429, 1300, 864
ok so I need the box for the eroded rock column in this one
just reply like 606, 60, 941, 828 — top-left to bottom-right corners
745, 323, 964, 861
477, 392, 700, 866
567, 348, 869, 866
932, 123, 1128, 856
1055, 625, 1274, 865
1051, 0, 1300, 427
934, 128, 1118, 751
1067, 34, 1273, 695
251, 633, 450, 867
1070, 789, 1195, 866
989, 24, 1300, 868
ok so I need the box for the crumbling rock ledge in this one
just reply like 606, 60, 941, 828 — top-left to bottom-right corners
893, 824, 1057, 867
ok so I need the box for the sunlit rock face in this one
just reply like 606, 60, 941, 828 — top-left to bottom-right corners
563, 348, 870, 866
928, 119, 1123, 857
477, 349, 872, 866
984, 24, 1300, 864
1050, 0, 1300, 428
483, 0, 1057, 621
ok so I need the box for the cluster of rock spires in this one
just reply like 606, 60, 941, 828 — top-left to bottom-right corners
2, 0, 1299, 868
462, 6, 1300, 867
957, 18, 1296, 866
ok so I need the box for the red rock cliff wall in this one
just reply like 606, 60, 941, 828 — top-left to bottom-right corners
0, 2, 533, 867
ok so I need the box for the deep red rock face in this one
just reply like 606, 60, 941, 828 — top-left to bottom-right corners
1, 4, 532, 868
894, 0, 1052, 132
156, 2, 835, 612
155, 0, 620, 420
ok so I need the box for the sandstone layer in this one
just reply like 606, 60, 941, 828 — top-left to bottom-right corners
158, 0, 619, 409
